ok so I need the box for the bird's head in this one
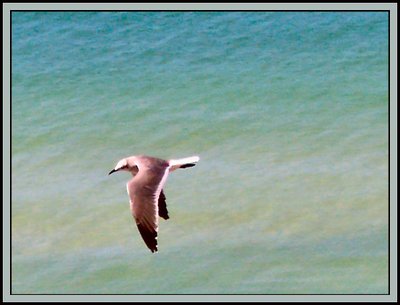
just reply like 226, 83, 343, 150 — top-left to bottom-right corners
108, 158, 130, 175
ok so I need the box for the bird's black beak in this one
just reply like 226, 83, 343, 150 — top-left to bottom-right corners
108, 169, 117, 175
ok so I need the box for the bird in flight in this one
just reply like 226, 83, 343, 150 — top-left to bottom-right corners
109, 155, 199, 253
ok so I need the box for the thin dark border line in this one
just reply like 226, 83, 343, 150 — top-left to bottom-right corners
387, 10, 390, 296
8, 293, 389, 296
10, 9, 391, 12
8, 290, 392, 296
8, 292, 392, 296
9, 9, 391, 297
4, 0, 399, 3
10, 10, 13, 297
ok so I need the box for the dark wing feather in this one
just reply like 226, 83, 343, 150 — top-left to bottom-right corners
136, 223, 158, 253
158, 189, 169, 220
179, 163, 196, 169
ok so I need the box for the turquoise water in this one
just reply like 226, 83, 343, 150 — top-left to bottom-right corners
11, 12, 388, 294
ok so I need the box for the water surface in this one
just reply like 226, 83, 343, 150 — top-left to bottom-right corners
12, 12, 388, 294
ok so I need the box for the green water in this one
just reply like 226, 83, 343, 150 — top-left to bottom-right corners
11, 12, 388, 294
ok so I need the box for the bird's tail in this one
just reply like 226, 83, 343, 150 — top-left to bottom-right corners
169, 156, 200, 171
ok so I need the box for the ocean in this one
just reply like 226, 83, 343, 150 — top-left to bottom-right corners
11, 11, 389, 294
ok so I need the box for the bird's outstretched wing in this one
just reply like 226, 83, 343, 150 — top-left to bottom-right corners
127, 162, 169, 253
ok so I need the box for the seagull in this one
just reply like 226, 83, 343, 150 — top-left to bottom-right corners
109, 155, 199, 253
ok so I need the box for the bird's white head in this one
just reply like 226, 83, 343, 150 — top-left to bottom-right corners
108, 158, 130, 175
